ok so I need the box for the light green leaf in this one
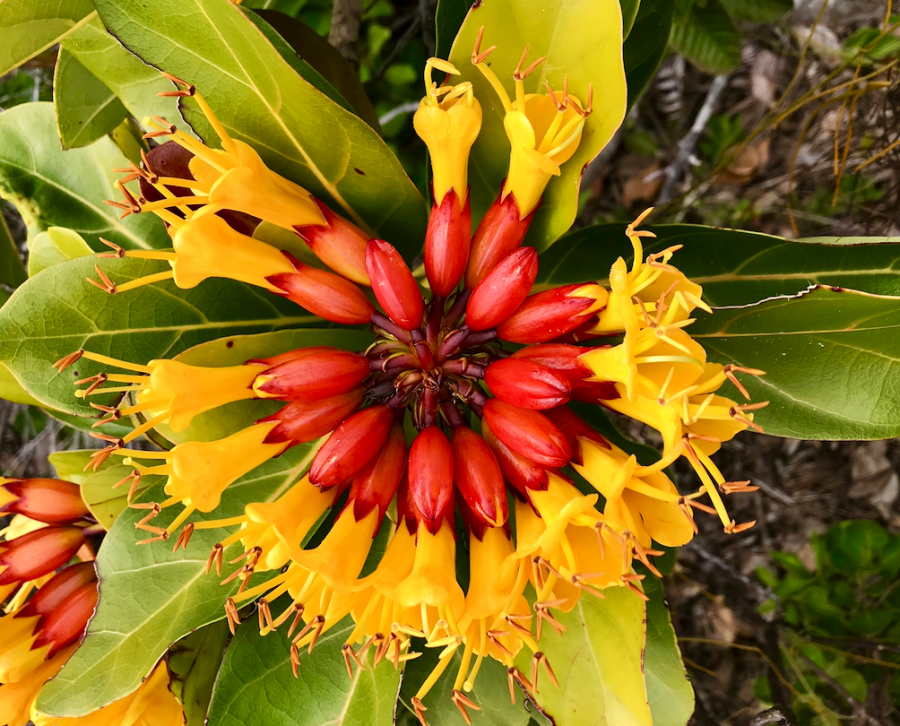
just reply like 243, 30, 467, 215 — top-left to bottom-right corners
0, 211, 26, 290
669, 0, 741, 74
27, 227, 94, 277
539, 224, 900, 306
54, 47, 128, 149
168, 620, 232, 726
0, 255, 320, 416
207, 612, 401, 726
92, 0, 427, 252
624, 0, 677, 108
0, 0, 95, 76
643, 579, 694, 726
690, 286, 900, 440
0, 103, 169, 251
0, 361, 40, 406
515, 587, 651, 726
448, 0, 627, 251
36, 444, 320, 716
719, 0, 792, 23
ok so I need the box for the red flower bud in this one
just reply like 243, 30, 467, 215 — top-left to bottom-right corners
0, 527, 86, 586
260, 387, 364, 445
466, 247, 538, 331
425, 188, 471, 297
481, 419, 548, 495
366, 239, 424, 331
294, 198, 370, 285
465, 192, 536, 289
309, 405, 393, 488
452, 427, 507, 531
246, 345, 337, 369
408, 426, 454, 534
349, 424, 407, 526
32, 580, 99, 657
19, 562, 97, 620
496, 284, 603, 344
267, 253, 375, 325
396, 474, 416, 534
511, 344, 594, 384
254, 348, 369, 401
570, 381, 621, 404
543, 406, 611, 466
484, 359, 570, 410
1, 479, 89, 525
482, 399, 571, 468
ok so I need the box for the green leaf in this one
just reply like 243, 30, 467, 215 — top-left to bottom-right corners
448, 0, 627, 251
92, 0, 427, 252
515, 587, 652, 726
719, 0, 792, 23
0, 361, 40, 406
621, 0, 642, 37
539, 224, 900, 306
643, 579, 694, 726
36, 444, 320, 716
825, 520, 889, 575
689, 286, 900, 440
168, 620, 233, 726
436, 0, 470, 58
669, 0, 741, 74
0, 255, 321, 416
27, 227, 94, 277
0, 0, 95, 76
624, 0, 677, 109
54, 48, 128, 149
207, 612, 401, 726
0, 211, 26, 290
399, 647, 532, 726
0, 103, 169, 251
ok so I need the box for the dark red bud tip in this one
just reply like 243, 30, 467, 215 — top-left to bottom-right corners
511, 344, 594, 384
267, 253, 375, 325
1, 478, 89, 525
425, 188, 471, 297
496, 284, 600, 344
570, 380, 621, 404
543, 406, 611, 466
465, 192, 536, 289
482, 399, 571, 468
452, 427, 507, 529
466, 247, 538, 331
349, 424, 407, 527
484, 359, 570, 410
260, 388, 364, 445
0, 527, 86, 585
33, 581, 99, 657
19, 562, 97, 620
309, 405, 394, 488
366, 239, 424, 331
255, 348, 369, 401
408, 426, 454, 534
481, 419, 548, 496
294, 198, 370, 285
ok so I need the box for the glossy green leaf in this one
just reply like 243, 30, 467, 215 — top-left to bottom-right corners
435, 0, 470, 58
643, 579, 694, 726
621, 0, 641, 37
92, 0, 427, 252
168, 620, 232, 726
0, 0, 95, 76
448, 0, 627, 251
27, 227, 94, 277
36, 444, 320, 716
624, 0, 677, 109
690, 286, 900, 440
54, 48, 128, 149
669, 0, 741, 74
0, 103, 169, 251
515, 587, 651, 726
539, 223, 900, 306
719, 0, 792, 22
0, 212, 26, 290
208, 611, 401, 726
0, 256, 320, 416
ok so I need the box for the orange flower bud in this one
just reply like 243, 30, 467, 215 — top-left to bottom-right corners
482, 399, 571, 468
408, 426, 454, 534
543, 406, 612, 466
496, 284, 607, 344
484, 358, 570, 410
260, 388, 364, 445
452, 427, 507, 533
32, 580, 98, 657
366, 239, 424, 331
309, 406, 394, 488
253, 348, 370, 401
465, 247, 538, 331
0, 479, 88, 525
348, 424, 407, 524
294, 198, 371, 286
465, 192, 536, 289
424, 187, 471, 297
481, 419, 548, 495
0, 527, 85, 586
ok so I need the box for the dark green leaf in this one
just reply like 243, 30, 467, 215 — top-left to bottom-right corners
0, 103, 169, 251
435, 0, 470, 58
621, 0, 642, 38
208, 611, 401, 726
93, 0, 427, 252
669, 0, 741, 74
54, 48, 128, 149
719, 0, 792, 23
168, 620, 233, 726
624, 0, 676, 108
0, 0, 95, 76
690, 286, 900, 440
825, 520, 889, 574
0, 210, 26, 289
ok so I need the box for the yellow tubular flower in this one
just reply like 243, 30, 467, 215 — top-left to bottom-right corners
0, 646, 75, 726
31, 660, 183, 726
472, 29, 592, 218
0, 611, 46, 683
414, 58, 482, 205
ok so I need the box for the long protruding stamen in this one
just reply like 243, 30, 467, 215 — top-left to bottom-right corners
114, 271, 176, 294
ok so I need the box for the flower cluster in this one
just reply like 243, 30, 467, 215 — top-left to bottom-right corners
52, 34, 765, 724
